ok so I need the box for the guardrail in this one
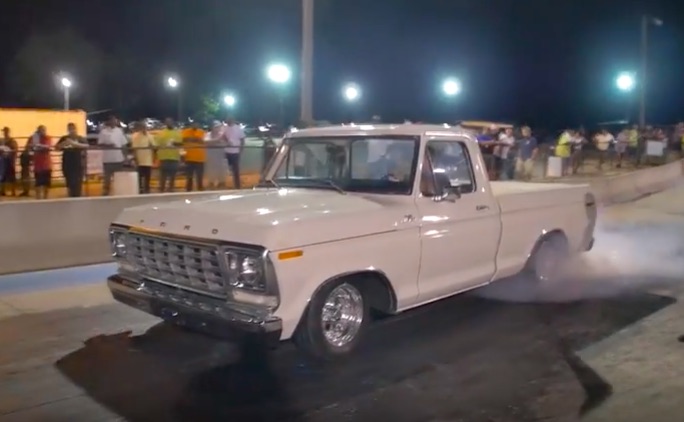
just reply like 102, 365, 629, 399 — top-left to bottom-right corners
0, 158, 682, 275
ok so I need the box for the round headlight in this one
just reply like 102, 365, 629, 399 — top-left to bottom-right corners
239, 256, 261, 286
224, 251, 265, 291
110, 231, 127, 257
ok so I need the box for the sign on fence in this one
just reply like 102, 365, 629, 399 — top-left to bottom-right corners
86, 149, 103, 175
645, 140, 665, 157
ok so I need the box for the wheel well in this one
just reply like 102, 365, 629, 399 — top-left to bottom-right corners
313, 270, 398, 315
527, 230, 568, 263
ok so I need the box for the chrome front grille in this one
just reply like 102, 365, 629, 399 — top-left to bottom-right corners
126, 232, 226, 296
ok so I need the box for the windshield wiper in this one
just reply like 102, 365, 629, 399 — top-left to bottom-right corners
255, 178, 281, 189
304, 179, 347, 195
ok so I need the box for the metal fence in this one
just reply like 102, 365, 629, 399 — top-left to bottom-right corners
0, 136, 677, 200
0, 136, 275, 198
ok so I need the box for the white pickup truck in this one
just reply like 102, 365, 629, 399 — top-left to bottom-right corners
107, 124, 596, 360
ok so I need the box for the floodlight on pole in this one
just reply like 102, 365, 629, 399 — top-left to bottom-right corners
267, 63, 291, 125
165, 75, 182, 121
59, 75, 72, 110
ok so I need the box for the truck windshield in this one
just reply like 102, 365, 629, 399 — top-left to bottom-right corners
271, 136, 420, 195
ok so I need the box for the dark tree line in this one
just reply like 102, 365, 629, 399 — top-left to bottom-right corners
5, 28, 157, 117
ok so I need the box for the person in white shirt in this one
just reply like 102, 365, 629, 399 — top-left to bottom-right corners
221, 117, 245, 189
593, 129, 614, 169
204, 121, 229, 189
495, 127, 516, 180
130, 121, 156, 194
97, 115, 128, 195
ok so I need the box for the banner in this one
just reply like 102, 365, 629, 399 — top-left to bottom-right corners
86, 149, 104, 175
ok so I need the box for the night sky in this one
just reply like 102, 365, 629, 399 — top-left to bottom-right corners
2, 0, 684, 128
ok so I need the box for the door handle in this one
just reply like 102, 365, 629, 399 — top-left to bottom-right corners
402, 214, 415, 223
476, 205, 489, 211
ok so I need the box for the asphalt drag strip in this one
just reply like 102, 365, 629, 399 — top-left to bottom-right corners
13, 291, 665, 422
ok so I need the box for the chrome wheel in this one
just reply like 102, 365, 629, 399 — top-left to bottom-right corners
320, 283, 364, 348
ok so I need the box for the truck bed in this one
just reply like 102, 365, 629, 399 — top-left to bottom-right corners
490, 181, 591, 213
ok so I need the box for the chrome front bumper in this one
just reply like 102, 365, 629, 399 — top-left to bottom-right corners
108, 275, 282, 346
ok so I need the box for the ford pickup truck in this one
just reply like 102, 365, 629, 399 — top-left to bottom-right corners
107, 124, 596, 360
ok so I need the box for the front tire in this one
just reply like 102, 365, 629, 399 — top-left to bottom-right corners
293, 280, 369, 361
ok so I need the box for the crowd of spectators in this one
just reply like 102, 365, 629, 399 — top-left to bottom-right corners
0, 115, 254, 199
474, 122, 682, 180
1, 118, 683, 199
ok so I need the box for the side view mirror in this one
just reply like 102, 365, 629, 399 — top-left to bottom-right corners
432, 172, 461, 203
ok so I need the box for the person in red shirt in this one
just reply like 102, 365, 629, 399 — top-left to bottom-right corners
30, 125, 52, 199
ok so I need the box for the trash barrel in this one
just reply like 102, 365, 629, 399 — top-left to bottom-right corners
111, 170, 139, 196
546, 156, 563, 178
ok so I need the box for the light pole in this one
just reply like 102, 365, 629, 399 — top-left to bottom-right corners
639, 15, 663, 127
60, 76, 72, 110
267, 63, 292, 126
166, 76, 182, 122
301, 0, 314, 125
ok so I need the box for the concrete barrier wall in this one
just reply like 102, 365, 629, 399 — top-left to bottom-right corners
591, 160, 684, 205
0, 192, 219, 275
1, 160, 682, 275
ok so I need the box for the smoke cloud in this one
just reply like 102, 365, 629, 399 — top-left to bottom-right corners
475, 209, 684, 303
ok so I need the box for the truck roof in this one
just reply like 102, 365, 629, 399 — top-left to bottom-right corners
289, 123, 478, 141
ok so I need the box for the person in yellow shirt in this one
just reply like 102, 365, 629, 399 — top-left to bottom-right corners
130, 121, 156, 194
182, 121, 207, 191
555, 129, 572, 175
155, 118, 183, 192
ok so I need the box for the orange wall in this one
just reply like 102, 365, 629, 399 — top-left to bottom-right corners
1, 109, 87, 180
0, 108, 87, 147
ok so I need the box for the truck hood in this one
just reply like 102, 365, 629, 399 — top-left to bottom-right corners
113, 188, 414, 250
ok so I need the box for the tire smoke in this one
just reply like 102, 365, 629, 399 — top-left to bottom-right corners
475, 213, 684, 303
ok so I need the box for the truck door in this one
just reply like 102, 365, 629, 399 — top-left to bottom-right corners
415, 137, 501, 302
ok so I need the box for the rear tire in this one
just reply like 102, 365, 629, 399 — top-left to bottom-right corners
527, 234, 569, 288
293, 280, 369, 361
